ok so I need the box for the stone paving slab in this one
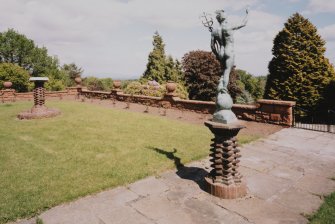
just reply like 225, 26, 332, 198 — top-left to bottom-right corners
246, 172, 294, 200
215, 196, 308, 224
15, 128, 335, 224
271, 187, 322, 215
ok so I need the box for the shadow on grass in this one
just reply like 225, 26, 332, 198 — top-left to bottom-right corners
149, 147, 208, 191
2, 103, 13, 107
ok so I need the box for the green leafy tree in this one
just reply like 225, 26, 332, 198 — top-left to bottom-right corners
45, 78, 65, 91
81, 77, 113, 92
100, 78, 113, 91
142, 32, 166, 83
61, 63, 83, 86
83, 76, 104, 91
173, 59, 185, 83
182, 51, 220, 101
182, 50, 242, 102
0, 29, 35, 71
264, 13, 335, 115
237, 69, 266, 102
0, 29, 59, 77
0, 29, 85, 91
0, 63, 29, 92
320, 80, 335, 113
236, 89, 255, 104
228, 66, 243, 102
255, 76, 267, 100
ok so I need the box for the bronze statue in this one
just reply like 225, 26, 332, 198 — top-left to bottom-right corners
202, 8, 249, 123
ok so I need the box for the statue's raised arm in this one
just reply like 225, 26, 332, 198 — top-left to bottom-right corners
232, 7, 249, 30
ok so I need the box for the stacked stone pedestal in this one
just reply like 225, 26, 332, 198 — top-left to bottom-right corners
204, 121, 247, 199
18, 78, 60, 120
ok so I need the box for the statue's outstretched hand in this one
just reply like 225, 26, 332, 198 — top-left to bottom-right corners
246, 7, 249, 14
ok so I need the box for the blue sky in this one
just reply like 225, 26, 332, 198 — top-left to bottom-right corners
0, 0, 334, 79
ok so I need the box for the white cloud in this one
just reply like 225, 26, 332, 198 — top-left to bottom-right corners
320, 24, 335, 41
232, 10, 283, 75
305, 0, 335, 14
4, 0, 332, 78
320, 24, 335, 66
286, 0, 301, 3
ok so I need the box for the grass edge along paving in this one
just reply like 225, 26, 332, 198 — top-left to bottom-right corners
0, 101, 258, 223
308, 179, 335, 224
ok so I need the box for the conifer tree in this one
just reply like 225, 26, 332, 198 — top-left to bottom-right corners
164, 56, 184, 83
264, 13, 335, 115
142, 31, 166, 83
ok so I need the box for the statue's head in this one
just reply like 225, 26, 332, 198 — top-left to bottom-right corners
215, 10, 226, 23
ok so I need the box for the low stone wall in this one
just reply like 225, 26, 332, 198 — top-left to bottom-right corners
1, 87, 79, 102
80, 89, 295, 126
0, 87, 296, 126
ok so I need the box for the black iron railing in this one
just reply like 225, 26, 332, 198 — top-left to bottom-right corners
293, 107, 335, 133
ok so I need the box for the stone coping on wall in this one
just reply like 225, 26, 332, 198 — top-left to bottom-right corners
257, 99, 296, 106
81, 90, 162, 100
5, 88, 78, 99
81, 90, 109, 95
233, 103, 258, 110
176, 98, 215, 105
117, 93, 161, 100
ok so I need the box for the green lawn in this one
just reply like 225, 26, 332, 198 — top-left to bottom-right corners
0, 101, 257, 223
309, 191, 335, 224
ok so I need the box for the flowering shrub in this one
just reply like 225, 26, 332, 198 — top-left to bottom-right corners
124, 81, 165, 97
123, 81, 188, 99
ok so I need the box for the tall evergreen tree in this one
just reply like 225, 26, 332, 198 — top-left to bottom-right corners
142, 31, 166, 83
61, 63, 83, 86
264, 13, 335, 115
237, 69, 266, 101
164, 56, 184, 83
142, 32, 184, 84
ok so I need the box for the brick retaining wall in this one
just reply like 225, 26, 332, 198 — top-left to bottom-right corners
1, 87, 295, 126
80, 89, 295, 126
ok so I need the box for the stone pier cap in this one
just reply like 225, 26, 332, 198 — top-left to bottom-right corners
204, 120, 246, 129
205, 120, 246, 135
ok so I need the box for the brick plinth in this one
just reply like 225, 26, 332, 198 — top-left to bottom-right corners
204, 176, 247, 199
204, 120, 247, 199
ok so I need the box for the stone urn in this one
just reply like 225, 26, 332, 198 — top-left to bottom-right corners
166, 81, 176, 94
3, 81, 12, 89
113, 80, 121, 89
74, 77, 82, 85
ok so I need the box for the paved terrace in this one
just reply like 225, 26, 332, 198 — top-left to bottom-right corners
17, 128, 335, 224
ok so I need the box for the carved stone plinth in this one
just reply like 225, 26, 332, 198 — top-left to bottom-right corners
18, 77, 61, 120
204, 120, 247, 199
